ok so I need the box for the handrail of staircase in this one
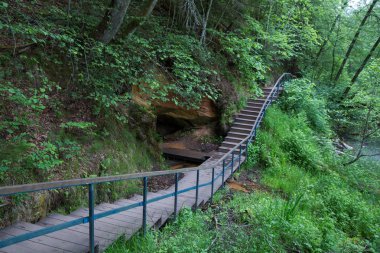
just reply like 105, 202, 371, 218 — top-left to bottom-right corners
0, 73, 293, 252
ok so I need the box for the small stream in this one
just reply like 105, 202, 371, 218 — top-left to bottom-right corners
344, 138, 380, 162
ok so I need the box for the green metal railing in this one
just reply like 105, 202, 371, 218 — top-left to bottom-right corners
0, 73, 292, 253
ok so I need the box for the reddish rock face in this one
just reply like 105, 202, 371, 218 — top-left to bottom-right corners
132, 85, 218, 126
154, 97, 217, 125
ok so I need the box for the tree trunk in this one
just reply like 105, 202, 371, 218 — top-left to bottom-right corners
341, 35, 380, 97
200, 0, 213, 45
315, 1, 348, 61
334, 0, 378, 82
329, 23, 341, 80
95, 0, 131, 44
124, 0, 159, 36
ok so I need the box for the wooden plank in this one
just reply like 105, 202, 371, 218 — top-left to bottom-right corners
1, 225, 83, 252
0, 232, 63, 253
105, 199, 161, 225
38, 216, 115, 244
0, 227, 64, 253
14, 222, 90, 248
69, 209, 139, 232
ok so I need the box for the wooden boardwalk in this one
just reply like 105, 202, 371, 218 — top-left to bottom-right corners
0, 87, 279, 253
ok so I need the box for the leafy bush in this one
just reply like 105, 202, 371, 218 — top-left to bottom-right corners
280, 78, 330, 134
107, 209, 213, 253
54, 139, 81, 160
155, 33, 219, 108
28, 142, 63, 170
256, 107, 324, 172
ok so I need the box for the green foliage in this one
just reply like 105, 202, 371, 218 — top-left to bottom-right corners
254, 107, 379, 251
257, 107, 326, 172
60, 121, 97, 136
106, 209, 213, 253
333, 59, 380, 136
155, 33, 219, 108
54, 139, 81, 160
221, 30, 267, 91
28, 142, 63, 170
60, 121, 96, 130
0, 81, 51, 135
280, 78, 330, 134
242, 143, 258, 170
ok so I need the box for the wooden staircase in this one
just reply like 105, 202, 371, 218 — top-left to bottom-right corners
218, 87, 278, 154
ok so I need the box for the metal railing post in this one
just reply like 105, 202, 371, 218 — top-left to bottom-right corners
210, 168, 215, 204
222, 159, 225, 188
231, 153, 234, 175
238, 145, 242, 171
88, 184, 95, 253
174, 173, 179, 220
245, 140, 249, 157
143, 177, 148, 236
195, 170, 200, 210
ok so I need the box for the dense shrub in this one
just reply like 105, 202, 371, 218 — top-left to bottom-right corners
280, 78, 331, 134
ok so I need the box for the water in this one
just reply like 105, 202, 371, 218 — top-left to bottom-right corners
345, 138, 380, 162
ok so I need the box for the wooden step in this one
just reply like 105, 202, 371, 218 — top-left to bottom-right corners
247, 102, 264, 107
237, 114, 258, 120
233, 122, 253, 129
225, 136, 245, 143
256, 98, 267, 102
218, 147, 246, 155
245, 106, 262, 112
230, 126, 251, 133
221, 141, 247, 149
235, 118, 256, 124
228, 132, 249, 138
241, 108, 261, 114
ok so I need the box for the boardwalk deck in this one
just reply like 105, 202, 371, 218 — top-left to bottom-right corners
0, 85, 282, 253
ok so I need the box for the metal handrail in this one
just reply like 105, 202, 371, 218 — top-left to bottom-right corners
0, 73, 292, 252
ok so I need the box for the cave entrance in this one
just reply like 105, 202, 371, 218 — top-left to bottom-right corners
156, 115, 210, 166
156, 115, 191, 138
